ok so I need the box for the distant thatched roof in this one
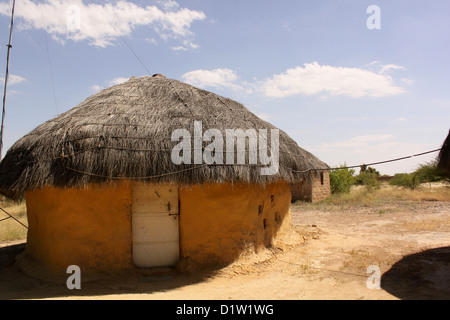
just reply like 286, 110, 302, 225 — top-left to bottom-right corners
0, 75, 328, 199
437, 129, 450, 172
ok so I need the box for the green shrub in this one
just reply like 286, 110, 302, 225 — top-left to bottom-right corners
390, 161, 449, 189
329, 165, 355, 194
389, 173, 418, 189
354, 171, 381, 190
414, 161, 448, 183
353, 165, 380, 190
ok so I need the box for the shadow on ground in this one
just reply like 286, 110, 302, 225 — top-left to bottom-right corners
3, 243, 450, 300
0, 243, 218, 300
381, 246, 450, 300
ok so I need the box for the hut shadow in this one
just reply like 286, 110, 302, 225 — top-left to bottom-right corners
381, 246, 450, 300
0, 242, 25, 269
0, 243, 222, 300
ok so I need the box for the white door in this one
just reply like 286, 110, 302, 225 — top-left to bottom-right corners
132, 183, 179, 268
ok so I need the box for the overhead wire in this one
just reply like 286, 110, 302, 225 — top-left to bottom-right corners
42, 26, 59, 115
282, 148, 443, 174
96, 7, 151, 75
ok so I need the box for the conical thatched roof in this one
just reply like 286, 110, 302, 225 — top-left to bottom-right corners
0, 75, 328, 199
437, 129, 450, 172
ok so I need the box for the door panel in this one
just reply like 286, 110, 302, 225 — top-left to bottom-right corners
132, 184, 179, 267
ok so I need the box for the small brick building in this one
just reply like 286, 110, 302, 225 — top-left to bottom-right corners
290, 171, 331, 203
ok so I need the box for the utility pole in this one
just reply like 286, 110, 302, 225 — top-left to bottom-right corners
0, 0, 16, 159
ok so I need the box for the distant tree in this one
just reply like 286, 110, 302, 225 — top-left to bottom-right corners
329, 164, 355, 194
359, 164, 380, 175
355, 165, 380, 190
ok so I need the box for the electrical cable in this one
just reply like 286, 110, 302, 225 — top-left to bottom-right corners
97, 7, 151, 75
0, 206, 28, 229
42, 27, 59, 115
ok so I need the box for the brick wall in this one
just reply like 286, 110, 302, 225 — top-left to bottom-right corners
311, 171, 331, 202
290, 171, 331, 203
290, 179, 312, 202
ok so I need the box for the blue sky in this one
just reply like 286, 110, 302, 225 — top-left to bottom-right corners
0, 0, 449, 175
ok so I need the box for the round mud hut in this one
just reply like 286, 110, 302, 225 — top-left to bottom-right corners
0, 75, 329, 274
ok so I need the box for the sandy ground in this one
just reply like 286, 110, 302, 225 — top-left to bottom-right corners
0, 200, 449, 300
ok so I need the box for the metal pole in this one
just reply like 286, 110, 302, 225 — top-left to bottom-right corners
0, 0, 16, 159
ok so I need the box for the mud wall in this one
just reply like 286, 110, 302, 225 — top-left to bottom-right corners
179, 180, 291, 270
25, 182, 133, 274
25, 180, 292, 274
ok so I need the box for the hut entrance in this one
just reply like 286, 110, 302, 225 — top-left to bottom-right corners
131, 183, 180, 268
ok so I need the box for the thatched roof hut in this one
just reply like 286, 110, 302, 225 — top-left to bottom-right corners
437, 129, 450, 172
0, 75, 329, 273
0, 75, 327, 199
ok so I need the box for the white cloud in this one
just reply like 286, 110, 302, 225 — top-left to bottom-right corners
349, 134, 395, 143
0, 74, 26, 95
157, 0, 179, 11
182, 68, 244, 91
255, 113, 271, 121
172, 46, 187, 51
379, 64, 406, 74
401, 78, 415, 85
0, 74, 26, 86
91, 84, 103, 93
366, 61, 406, 74
181, 61, 409, 99
312, 134, 395, 151
109, 77, 129, 86
281, 22, 291, 32
144, 37, 158, 45
91, 76, 131, 92
262, 62, 406, 98
0, 0, 206, 48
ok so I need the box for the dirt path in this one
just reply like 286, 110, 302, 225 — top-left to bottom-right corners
1, 201, 449, 300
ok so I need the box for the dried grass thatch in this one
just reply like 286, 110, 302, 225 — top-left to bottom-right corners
437, 129, 450, 172
0, 75, 328, 199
